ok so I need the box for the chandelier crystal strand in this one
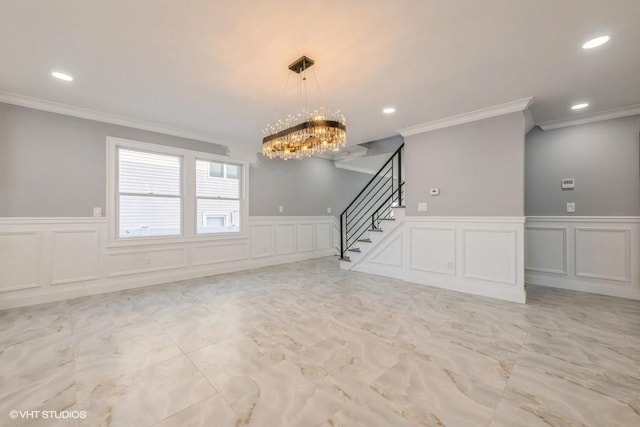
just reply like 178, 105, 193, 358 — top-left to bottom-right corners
262, 56, 347, 160
262, 108, 346, 160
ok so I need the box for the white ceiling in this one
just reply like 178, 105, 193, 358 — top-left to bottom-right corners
0, 0, 638, 150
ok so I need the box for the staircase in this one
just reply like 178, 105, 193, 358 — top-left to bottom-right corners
339, 144, 405, 269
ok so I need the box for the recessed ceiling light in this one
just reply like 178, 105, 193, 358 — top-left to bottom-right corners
51, 71, 74, 81
571, 102, 589, 110
582, 35, 610, 49
382, 107, 396, 114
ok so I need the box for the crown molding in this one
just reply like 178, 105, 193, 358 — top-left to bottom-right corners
0, 90, 240, 148
537, 104, 640, 130
398, 97, 534, 137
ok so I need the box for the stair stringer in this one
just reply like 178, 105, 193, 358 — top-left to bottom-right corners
349, 218, 406, 276
339, 206, 406, 270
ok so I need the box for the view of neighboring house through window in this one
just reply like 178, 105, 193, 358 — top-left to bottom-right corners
197, 160, 241, 234
118, 148, 182, 238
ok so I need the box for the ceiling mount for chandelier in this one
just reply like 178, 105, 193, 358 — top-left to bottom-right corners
262, 56, 347, 160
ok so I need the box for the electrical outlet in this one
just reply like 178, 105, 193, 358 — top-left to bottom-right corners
278, 205, 284, 213
447, 262, 454, 271
430, 188, 440, 196
93, 207, 102, 217
566, 202, 575, 213
418, 202, 428, 212
327, 207, 332, 214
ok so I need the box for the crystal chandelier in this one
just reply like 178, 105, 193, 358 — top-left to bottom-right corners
262, 56, 347, 160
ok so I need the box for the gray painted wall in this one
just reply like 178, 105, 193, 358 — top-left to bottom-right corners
0, 103, 227, 217
249, 155, 372, 216
404, 112, 525, 216
525, 116, 640, 216
0, 102, 372, 218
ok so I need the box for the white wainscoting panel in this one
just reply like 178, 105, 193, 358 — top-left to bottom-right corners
525, 227, 567, 274
50, 230, 100, 285
463, 230, 516, 285
106, 247, 187, 277
369, 234, 403, 268
316, 223, 332, 250
250, 224, 274, 258
192, 241, 249, 266
409, 228, 455, 275
575, 228, 630, 282
526, 217, 640, 300
0, 231, 42, 291
353, 217, 526, 303
276, 224, 296, 255
0, 216, 337, 309
297, 223, 315, 252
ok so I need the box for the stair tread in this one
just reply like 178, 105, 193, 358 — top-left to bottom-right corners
379, 218, 395, 221
339, 257, 351, 262
347, 248, 361, 253
368, 229, 384, 232
357, 239, 372, 243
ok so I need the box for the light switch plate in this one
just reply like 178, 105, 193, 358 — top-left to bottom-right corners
561, 178, 575, 190
566, 202, 575, 213
327, 207, 332, 214
93, 207, 102, 217
418, 202, 428, 212
278, 205, 284, 213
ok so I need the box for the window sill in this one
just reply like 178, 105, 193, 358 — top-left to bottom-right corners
107, 232, 249, 249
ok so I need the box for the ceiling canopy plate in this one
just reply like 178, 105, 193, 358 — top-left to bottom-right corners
288, 56, 314, 74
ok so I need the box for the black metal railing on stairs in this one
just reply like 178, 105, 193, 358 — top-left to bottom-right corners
340, 144, 404, 260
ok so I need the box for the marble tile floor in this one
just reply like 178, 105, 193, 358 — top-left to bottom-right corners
0, 257, 639, 427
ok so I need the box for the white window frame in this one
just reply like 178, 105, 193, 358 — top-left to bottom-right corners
106, 136, 249, 247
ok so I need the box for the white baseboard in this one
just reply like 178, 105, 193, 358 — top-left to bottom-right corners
526, 273, 640, 300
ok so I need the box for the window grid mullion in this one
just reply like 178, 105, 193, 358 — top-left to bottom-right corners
196, 196, 241, 201
119, 192, 181, 198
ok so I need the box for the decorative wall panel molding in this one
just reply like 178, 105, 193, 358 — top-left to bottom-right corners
409, 227, 455, 275
106, 247, 187, 278
353, 217, 526, 303
575, 228, 630, 282
249, 224, 274, 258
369, 234, 403, 267
316, 223, 332, 250
275, 224, 296, 255
191, 242, 249, 266
0, 216, 336, 309
297, 223, 315, 252
462, 229, 517, 285
525, 217, 639, 300
525, 226, 567, 274
50, 229, 100, 285
0, 231, 42, 292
